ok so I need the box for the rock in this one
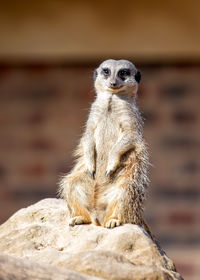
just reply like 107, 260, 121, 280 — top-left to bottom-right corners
0, 254, 101, 280
0, 198, 183, 280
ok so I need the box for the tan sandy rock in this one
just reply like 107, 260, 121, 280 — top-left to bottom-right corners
0, 198, 183, 280
0, 253, 101, 280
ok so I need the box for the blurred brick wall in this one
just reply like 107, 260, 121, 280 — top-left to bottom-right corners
0, 64, 199, 279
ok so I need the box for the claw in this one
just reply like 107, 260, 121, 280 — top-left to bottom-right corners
87, 170, 95, 179
69, 216, 88, 226
105, 219, 121, 228
105, 170, 112, 178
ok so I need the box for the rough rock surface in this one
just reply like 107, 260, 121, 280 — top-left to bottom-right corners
0, 254, 101, 280
0, 198, 183, 280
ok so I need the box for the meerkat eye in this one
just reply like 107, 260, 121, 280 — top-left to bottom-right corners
102, 68, 110, 76
118, 68, 131, 81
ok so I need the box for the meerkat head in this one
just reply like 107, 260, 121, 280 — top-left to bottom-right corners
94, 59, 141, 97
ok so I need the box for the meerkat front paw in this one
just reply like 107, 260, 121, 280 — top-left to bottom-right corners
86, 169, 95, 179
69, 216, 89, 226
85, 160, 96, 179
106, 155, 119, 178
105, 164, 117, 178
105, 169, 113, 178
105, 219, 121, 228
105, 166, 117, 178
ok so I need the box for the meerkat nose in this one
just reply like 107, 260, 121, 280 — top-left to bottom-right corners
110, 81, 117, 87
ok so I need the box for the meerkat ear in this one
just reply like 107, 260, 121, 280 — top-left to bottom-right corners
93, 69, 98, 81
135, 71, 141, 83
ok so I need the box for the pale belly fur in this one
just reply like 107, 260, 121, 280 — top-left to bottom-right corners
94, 112, 120, 181
92, 112, 123, 223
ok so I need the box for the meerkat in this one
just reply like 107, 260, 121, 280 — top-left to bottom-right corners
59, 59, 152, 236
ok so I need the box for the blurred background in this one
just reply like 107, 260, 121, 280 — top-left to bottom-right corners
0, 1, 199, 279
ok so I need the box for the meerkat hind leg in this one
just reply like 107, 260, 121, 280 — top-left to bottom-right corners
105, 218, 121, 228
67, 197, 92, 226
69, 216, 91, 227
64, 173, 93, 227
68, 204, 92, 226
103, 199, 122, 228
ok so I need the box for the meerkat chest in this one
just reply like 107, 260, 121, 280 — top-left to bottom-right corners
93, 100, 121, 150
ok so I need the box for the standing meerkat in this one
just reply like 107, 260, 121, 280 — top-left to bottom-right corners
59, 59, 152, 236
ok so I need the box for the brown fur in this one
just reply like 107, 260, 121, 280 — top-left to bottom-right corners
59, 59, 153, 238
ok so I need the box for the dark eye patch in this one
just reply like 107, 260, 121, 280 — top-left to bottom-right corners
135, 71, 141, 83
118, 68, 131, 80
102, 68, 110, 76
